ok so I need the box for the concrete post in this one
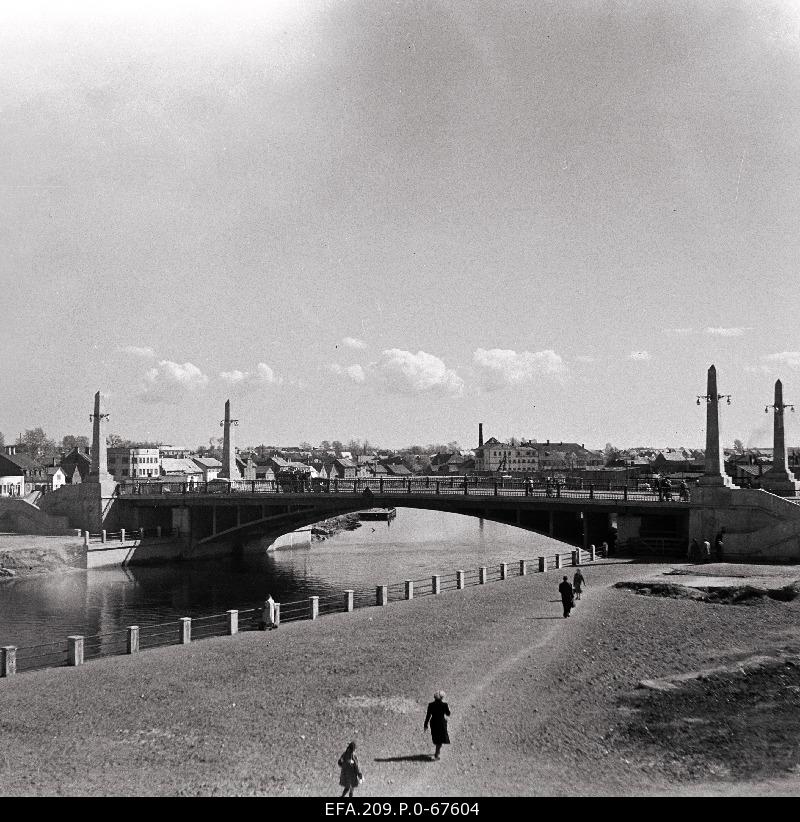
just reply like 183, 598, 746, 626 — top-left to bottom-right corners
220, 399, 239, 480
456, 570, 465, 589
699, 364, 732, 487
67, 636, 84, 666
344, 590, 354, 612
571, 550, 579, 566
156, 526, 162, 538
179, 617, 191, 644
539, 556, 547, 572
555, 554, 562, 569
127, 626, 139, 653
89, 390, 112, 483
101, 530, 106, 543
519, 559, 527, 576
479, 566, 487, 584
590, 544, 596, 562
432, 575, 441, 594
377, 585, 388, 606
120, 528, 126, 543
500, 562, 507, 580
310, 596, 319, 619
227, 610, 238, 635
436, 481, 440, 494
274, 603, 281, 627
1, 646, 17, 677
83, 530, 89, 547
405, 580, 414, 600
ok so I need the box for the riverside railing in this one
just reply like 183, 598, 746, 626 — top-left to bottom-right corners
116, 476, 690, 503
0, 546, 604, 679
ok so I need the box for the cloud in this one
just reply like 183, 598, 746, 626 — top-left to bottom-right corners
628, 351, 651, 361
220, 369, 248, 384
705, 327, 749, 337
120, 345, 155, 358
664, 328, 695, 335
372, 349, 464, 395
763, 352, 800, 369
472, 348, 566, 392
574, 355, 595, 363
219, 363, 282, 386
342, 337, 367, 350
141, 360, 209, 403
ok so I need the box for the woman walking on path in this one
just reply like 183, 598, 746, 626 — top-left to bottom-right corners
558, 576, 574, 618
573, 569, 586, 601
338, 741, 362, 797
424, 691, 451, 760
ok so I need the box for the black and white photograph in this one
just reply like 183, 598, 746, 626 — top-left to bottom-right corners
2, 0, 800, 802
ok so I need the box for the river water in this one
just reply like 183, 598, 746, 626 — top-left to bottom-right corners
0, 509, 565, 649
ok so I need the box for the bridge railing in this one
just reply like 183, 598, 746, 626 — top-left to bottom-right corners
116, 476, 690, 503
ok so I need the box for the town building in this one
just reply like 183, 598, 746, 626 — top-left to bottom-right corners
0, 453, 25, 496
107, 447, 160, 480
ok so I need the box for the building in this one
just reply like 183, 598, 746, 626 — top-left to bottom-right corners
61, 447, 91, 483
2, 446, 46, 491
160, 445, 192, 459
191, 456, 222, 483
45, 465, 66, 492
0, 453, 25, 496
325, 458, 357, 480
107, 447, 160, 481
474, 438, 603, 475
161, 458, 204, 486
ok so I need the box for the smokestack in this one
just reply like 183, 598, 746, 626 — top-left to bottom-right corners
478, 423, 484, 448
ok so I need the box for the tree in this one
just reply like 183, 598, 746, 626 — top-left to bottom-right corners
0, 431, 4, 449
603, 442, 623, 466
16, 428, 58, 462
447, 440, 462, 452
62, 434, 90, 452
106, 433, 125, 448
733, 439, 745, 454
346, 438, 362, 456
331, 440, 343, 456
319, 440, 331, 451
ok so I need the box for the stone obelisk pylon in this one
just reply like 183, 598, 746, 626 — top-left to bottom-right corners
219, 399, 239, 479
762, 379, 800, 495
89, 391, 112, 484
698, 365, 731, 487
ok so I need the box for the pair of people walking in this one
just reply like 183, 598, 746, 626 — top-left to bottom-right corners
337, 690, 451, 795
558, 570, 586, 617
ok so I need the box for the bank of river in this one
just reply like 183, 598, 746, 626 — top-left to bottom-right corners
0, 509, 565, 649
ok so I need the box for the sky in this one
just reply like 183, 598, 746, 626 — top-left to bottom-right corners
2, 0, 800, 451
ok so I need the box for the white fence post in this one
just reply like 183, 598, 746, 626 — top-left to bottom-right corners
432, 575, 441, 595
405, 580, 414, 600
227, 610, 238, 635
126, 626, 139, 654
499, 562, 507, 580
179, 617, 191, 644
1, 646, 16, 677
456, 570, 465, 589
555, 554, 562, 569
67, 635, 84, 666
479, 567, 487, 584
539, 556, 547, 572
310, 596, 319, 619
376, 585, 388, 606
345, 590, 354, 612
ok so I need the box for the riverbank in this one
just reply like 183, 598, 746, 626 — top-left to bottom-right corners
1, 558, 799, 796
0, 534, 85, 577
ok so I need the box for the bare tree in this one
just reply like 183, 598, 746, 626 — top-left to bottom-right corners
17, 428, 57, 462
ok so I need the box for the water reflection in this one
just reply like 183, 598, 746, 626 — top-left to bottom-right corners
0, 509, 565, 648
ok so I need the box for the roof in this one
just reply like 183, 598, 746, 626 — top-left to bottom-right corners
386, 464, 412, 475
0, 454, 25, 476
192, 457, 222, 469
3, 452, 42, 472
334, 458, 356, 469
45, 466, 65, 477
161, 458, 203, 475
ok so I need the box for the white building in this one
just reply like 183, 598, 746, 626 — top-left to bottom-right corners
107, 447, 161, 480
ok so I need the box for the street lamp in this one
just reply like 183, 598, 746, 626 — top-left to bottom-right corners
765, 402, 795, 413
697, 393, 731, 405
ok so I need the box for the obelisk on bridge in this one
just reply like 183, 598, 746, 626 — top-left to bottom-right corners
89, 391, 112, 484
762, 380, 800, 495
698, 365, 732, 487
219, 399, 239, 480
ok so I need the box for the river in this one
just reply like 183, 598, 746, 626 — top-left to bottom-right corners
0, 509, 566, 649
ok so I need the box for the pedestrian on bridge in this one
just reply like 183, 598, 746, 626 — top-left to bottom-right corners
573, 569, 586, 601
558, 576, 575, 618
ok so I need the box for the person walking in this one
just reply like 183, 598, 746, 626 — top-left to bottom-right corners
558, 575, 574, 618
573, 568, 586, 601
259, 595, 277, 630
688, 538, 700, 562
338, 741, 363, 797
714, 528, 725, 561
424, 690, 451, 760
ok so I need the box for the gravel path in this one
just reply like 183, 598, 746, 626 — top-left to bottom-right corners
1, 558, 799, 796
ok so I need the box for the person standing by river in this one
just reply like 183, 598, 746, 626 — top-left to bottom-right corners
424, 690, 451, 760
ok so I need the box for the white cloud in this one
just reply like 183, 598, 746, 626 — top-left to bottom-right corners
342, 337, 367, 350
764, 352, 800, 369
254, 362, 281, 384
120, 345, 155, 358
220, 369, 248, 384
372, 349, 463, 395
705, 327, 749, 337
220, 363, 282, 387
472, 348, 566, 392
142, 360, 209, 403
628, 351, 651, 361
345, 364, 365, 383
